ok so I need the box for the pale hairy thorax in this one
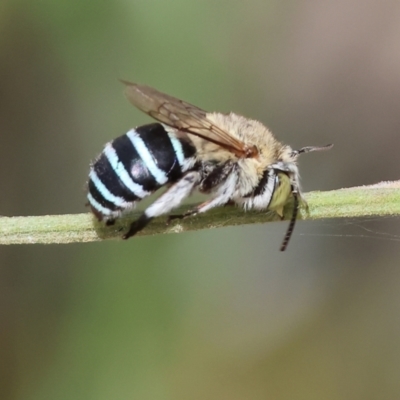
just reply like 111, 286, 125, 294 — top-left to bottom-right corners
201, 112, 297, 195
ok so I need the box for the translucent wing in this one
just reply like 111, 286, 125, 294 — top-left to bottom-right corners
122, 81, 257, 158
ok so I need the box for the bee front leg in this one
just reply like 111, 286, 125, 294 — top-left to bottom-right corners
123, 171, 201, 239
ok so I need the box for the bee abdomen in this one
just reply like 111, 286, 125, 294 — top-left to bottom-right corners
87, 123, 196, 220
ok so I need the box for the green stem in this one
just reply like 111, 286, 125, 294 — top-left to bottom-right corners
1, 183, 400, 245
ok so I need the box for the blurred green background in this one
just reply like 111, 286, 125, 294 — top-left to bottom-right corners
1, 1, 400, 399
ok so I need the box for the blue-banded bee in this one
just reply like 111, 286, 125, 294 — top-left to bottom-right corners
87, 81, 332, 250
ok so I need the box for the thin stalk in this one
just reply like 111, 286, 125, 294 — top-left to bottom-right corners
1, 182, 399, 245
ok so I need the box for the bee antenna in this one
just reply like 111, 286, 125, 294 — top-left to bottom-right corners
280, 191, 299, 252
295, 143, 333, 156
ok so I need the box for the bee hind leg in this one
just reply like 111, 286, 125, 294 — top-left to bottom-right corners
123, 214, 151, 239
123, 171, 201, 239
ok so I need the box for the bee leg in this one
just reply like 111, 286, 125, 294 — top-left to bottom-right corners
200, 161, 235, 193
123, 214, 151, 239
224, 200, 235, 207
167, 163, 235, 222
166, 214, 184, 223
169, 172, 238, 222
167, 201, 210, 222
123, 171, 201, 239
167, 198, 234, 222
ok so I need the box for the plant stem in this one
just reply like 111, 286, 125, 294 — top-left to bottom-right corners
1, 183, 399, 245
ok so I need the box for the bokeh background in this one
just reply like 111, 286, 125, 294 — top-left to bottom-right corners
1, 1, 400, 399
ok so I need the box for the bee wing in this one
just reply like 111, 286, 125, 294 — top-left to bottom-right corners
122, 81, 257, 158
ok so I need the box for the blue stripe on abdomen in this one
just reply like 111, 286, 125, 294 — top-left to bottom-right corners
135, 124, 182, 182
112, 132, 160, 192
88, 123, 197, 219
94, 152, 140, 202
104, 143, 150, 199
87, 178, 120, 213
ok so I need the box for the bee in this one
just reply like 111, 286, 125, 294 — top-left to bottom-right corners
87, 81, 332, 251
